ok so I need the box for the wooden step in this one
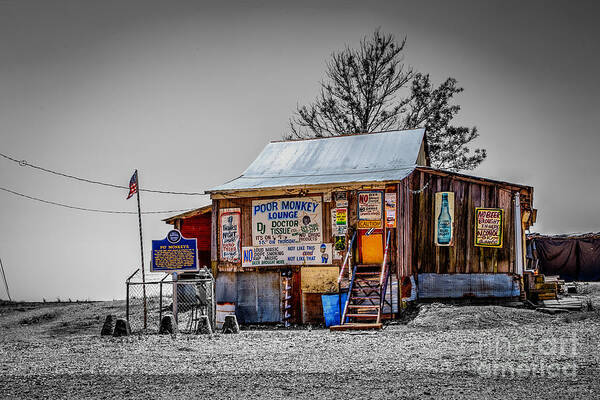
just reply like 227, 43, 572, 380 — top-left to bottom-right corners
347, 304, 380, 309
350, 296, 380, 300
345, 313, 378, 318
355, 272, 380, 276
330, 323, 383, 331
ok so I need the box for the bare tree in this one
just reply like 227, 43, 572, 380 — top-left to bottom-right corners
288, 29, 486, 171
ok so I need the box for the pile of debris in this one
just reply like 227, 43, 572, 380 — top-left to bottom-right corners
522, 271, 592, 314
536, 298, 586, 315
524, 272, 561, 301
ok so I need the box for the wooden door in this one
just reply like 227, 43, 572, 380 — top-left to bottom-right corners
358, 228, 384, 264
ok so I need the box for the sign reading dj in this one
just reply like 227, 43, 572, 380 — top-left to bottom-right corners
252, 197, 322, 246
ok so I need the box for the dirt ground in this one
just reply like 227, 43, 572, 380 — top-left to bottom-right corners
1, 284, 599, 399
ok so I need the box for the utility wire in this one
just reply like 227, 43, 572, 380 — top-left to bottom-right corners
0, 256, 11, 302
0, 186, 195, 215
0, 152, 208, 196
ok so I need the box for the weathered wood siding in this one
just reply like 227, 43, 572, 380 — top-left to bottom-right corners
407, 170, 525, 276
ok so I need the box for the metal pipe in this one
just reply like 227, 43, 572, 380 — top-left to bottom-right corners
126, 268, 140, 283
379, 230, 392, 285
341, 264, 358, 325
337, 232, 356, 284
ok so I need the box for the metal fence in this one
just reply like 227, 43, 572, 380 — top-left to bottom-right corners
126, 268, 215, 333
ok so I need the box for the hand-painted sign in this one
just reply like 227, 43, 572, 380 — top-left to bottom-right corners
331, 207, 348, 236
475, 208, 504, 247
358, 191, 382, 229
151, 229, 198, 272
242, 243, 333, 267
434, 192, 454, 246
335, 236, 346, 251
358, 220, 382, 229
252, 197, 322, 246
334, 192, 348, 208
220, 208, 241, 262
385, 192, 397, 228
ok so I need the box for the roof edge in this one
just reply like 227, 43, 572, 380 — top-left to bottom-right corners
271, 127, 426, 143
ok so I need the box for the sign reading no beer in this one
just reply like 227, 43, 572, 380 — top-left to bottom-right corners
474, 208, 504, 248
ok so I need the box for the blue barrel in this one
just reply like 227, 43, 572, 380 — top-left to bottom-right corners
321, 292, 348, 327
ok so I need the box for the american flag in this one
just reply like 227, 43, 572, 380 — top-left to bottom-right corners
126, 170, 138, 199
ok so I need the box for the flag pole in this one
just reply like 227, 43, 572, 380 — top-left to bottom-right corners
135, 170, 148, 329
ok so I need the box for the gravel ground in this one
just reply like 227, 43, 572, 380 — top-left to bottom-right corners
1, 284, 599, 399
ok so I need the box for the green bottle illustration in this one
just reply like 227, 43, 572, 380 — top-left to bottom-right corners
437, 193, 452, 244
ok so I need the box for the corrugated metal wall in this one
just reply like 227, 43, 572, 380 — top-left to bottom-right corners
216, 271, 280, 324
417, 273, 520, 298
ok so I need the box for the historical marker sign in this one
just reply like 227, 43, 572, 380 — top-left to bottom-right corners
151, 229, 198, 272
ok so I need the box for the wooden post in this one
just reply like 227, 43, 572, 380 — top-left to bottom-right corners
172, 272, 178, 323
135, 170, 148, 330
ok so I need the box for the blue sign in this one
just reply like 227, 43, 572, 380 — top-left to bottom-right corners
151, 229, 198, 273
167, 230, 181, 243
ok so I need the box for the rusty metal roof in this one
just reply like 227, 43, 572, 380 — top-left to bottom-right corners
207, 128, 425, 193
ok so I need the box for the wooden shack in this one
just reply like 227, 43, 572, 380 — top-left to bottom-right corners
171, 129, 536, 327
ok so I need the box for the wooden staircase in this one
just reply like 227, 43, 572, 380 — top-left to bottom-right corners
330, 230, 392, 331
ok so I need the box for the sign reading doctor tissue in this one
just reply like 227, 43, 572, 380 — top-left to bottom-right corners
252, 197, 322, 246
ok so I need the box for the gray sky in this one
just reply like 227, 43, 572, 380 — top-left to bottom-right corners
1, 0, 599, 300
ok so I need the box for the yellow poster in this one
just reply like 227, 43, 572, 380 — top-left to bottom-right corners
358, 220, 382, 229
336, 208, 347, 225
474, 208, 503, 248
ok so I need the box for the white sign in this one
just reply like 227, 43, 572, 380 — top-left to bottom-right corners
242, 244, 333, 267
358, 191, 383, 220
335, 192, 348, 208
220, 208, 241, 262
252, 197, 322, 246
330, 208, 348, 236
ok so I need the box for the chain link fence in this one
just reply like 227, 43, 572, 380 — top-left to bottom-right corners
126, 268, 215, 333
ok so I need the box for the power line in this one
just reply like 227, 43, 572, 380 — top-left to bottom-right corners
0, 152, 208, 196
0, 186, 195, 215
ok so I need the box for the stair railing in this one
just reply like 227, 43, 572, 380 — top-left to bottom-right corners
337, 231, 357, 284
340, 263, 358, 325
379, 230, 392, 285
378, 261, 392, 324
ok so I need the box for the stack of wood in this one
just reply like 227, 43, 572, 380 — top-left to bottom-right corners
539, 298, 584, 313
544, 275, 567, 294
524, 273, 558, 301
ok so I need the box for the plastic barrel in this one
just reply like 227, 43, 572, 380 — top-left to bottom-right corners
321, 292, 348, 327
216, 302, 235, 329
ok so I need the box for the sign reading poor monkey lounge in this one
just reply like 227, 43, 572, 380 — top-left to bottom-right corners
252, 197, 322, 246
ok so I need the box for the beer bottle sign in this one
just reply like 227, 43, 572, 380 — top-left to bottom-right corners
435, 192, 454, 246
